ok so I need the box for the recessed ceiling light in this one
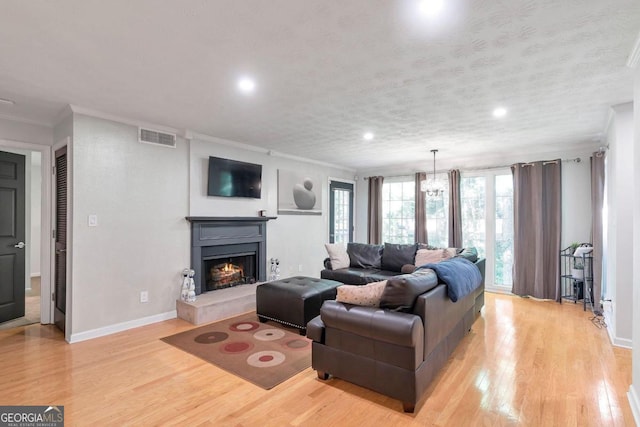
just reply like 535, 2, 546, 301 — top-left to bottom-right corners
0, 97, 16, 106
493, 107, 507, 118
237, 77, 256, 94
418, 0, 444, 17
363, 132, 374, 141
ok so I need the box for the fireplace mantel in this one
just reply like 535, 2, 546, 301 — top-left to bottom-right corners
187, 216, 276, 294
186, 216, 277, 222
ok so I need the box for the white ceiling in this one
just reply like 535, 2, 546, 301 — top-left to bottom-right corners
0, 1, 638, 170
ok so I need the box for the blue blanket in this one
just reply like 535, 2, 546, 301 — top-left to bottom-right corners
418, 257, 482, 302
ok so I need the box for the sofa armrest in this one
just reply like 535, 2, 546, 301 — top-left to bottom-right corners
320, 300, 423, 348
306, 315, 325, 343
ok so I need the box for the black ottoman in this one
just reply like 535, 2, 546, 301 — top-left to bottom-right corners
256, 276, 342, 335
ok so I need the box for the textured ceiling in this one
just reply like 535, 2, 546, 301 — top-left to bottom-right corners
0, 1, 638, 170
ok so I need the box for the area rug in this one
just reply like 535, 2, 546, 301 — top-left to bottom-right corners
161, 312, 311, 390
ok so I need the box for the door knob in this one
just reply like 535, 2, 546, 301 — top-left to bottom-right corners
14, 242, 26, 249
56, 249, 66, 254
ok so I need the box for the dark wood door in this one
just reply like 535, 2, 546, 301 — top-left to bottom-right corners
54, 147, 67, 332
0, 151, 26, 323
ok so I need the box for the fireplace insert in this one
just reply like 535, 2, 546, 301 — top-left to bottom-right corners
204, 254, 256, 291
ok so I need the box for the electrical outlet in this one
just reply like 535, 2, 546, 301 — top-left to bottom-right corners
140, 291, 149, 303
298, 264, 303, 272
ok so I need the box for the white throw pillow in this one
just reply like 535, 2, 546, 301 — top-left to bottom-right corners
443, 248, 457, 260
324, 243, 350, 270
415, 248, 445, 266
336, 280, 388, 307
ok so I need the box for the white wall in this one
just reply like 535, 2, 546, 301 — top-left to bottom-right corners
629, 66, 640, 424
0, 117, 52, 146
70, 114, 190, 336
604, 103, 634, 348
189, 136, 355, 278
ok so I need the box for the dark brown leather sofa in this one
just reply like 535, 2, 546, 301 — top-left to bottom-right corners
307, 262, 485, 413
321, 242, 483, 285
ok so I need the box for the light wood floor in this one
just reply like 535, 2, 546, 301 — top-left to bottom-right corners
0, 293, 633, 426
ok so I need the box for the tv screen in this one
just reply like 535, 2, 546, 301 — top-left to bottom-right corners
207, 157, 262, 198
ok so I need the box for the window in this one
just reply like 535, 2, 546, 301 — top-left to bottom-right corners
495, 175, 514, 286
425, 173, 449, 248
459, 170, 514, 289
461, 176, 486, 258
329, 181, 354, 243
382, 179, 415, 244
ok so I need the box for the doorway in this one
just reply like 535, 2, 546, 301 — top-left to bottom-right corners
329, 180, 354, 244
0, 141, 53, 332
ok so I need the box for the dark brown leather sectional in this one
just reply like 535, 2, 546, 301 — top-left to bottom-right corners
308, 261, 485, 413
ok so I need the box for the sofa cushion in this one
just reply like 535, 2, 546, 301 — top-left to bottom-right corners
324, 243, 350, 270
336, 280, 387, 307
321, 268, 397, 285
382, 243, 417, 272
379, 269, 439, 312
455, 247, 478, 263
415, 248, 445, 266
347, 243, 383, 269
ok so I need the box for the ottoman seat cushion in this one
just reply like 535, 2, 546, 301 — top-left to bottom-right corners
256, 276, 342, 333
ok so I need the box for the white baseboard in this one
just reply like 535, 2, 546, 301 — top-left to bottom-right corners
30, 272, 41, 278
68, 310, 177, 343
605, 324, 633, 349
602, 308, 633, 349
628, 385, 640, 426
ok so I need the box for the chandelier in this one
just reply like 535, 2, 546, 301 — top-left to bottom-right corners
420, 149, 443, 196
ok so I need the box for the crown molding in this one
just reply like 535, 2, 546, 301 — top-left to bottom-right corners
0, 112, 52, 128
188, 131, 356, 172
627, 31, 640, 68
69, 105, 181, 136
187, 131, 269, 154
53, 105, 73, 127
267, 149, 356, 172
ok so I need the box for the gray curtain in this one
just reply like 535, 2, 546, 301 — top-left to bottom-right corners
415, 172, 427, 244
591, 152, 605, 311
512, 160, 562, 301
448, 169, 462, 248
367, 176, 384, 244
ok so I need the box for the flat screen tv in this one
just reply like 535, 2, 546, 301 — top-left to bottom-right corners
207, 156, 262, 198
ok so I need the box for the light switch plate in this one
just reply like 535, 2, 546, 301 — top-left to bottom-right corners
88, 214, 98, 227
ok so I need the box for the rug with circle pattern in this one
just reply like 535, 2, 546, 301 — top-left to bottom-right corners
161, 312, 311, 389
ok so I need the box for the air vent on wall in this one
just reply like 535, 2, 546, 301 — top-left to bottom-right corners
138, 127, 176, 148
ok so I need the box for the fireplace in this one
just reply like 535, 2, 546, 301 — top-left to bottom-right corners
202, 244, 257, 291
186, 216, 274, 294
